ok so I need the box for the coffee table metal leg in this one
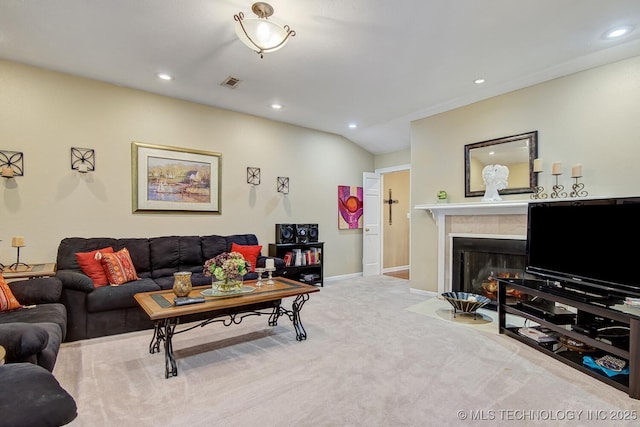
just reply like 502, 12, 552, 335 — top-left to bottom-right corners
163, 318, 178, 378
268, 303, 281, 326
149, 322, 163, 354
292, 293, 310, 341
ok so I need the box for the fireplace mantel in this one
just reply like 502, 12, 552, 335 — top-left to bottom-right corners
414, 200, 529, 294
414, 200, 529, 218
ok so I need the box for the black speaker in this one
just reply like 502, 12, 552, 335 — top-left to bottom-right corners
276, 224, 296, 244
296, 224, 310, 243
308, 224, 319, 242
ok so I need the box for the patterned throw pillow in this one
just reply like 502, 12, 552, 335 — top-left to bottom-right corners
99, 248, 140, 286
0, 274, 22, 311
230, 243, 262, 272
75, 247, 114, 287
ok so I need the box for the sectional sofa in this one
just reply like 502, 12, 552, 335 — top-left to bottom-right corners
0, 276, 77, 426
56, 234, 284, 342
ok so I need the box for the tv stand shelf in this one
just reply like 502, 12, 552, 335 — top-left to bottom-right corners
497, 278, 640, 399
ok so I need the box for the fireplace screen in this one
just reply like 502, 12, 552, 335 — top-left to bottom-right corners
452, 237, 526, 306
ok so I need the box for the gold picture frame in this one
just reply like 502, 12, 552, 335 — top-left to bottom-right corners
131, 142, 221, 213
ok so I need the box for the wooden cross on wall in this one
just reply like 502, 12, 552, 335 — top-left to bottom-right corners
383, 188, 399, 225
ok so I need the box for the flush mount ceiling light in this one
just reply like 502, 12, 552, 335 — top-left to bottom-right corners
234, 2, 296, 58
156, 72, 174, 81
603, 25, 635, 39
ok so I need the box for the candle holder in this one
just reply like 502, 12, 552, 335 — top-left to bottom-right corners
255, 267, 266, 287
569, 176, 588, 198
530, 171, 548, 200
265, 267, 276, 285
550, 174, 567, 199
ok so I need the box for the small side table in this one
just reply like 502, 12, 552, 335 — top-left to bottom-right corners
1, 263, 57, 280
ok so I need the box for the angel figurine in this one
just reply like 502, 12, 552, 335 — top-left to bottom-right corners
482, 164, 509, 202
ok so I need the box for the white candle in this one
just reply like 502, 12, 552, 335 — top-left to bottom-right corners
265, 258, 275, 269
571, 163, 582, 178
551, 162, 562, 175
11, 236, 25, 247
533, 158, 543, 172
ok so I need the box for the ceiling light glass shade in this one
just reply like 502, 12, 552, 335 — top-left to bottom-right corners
234, 3, 295, 58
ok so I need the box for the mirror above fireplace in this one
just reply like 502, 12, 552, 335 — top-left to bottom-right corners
464, 131, 538, 198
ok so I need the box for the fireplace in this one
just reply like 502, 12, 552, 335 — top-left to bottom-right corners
451, 236, 526, 309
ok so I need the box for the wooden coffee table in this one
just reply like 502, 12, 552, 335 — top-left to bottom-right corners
134, 277, 319, 378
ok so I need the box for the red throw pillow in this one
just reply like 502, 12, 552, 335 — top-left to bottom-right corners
1, 274, 21, 311
230, 243, 262, 272
100, 248, 140, 286
75, 247, 114, 287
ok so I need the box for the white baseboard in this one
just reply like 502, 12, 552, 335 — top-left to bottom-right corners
324, 272, 362, 283
382, 265, 409, 273
410, 288, 438, 297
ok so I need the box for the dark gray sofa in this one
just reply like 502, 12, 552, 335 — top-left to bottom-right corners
0, 277, 77, 426
56, 234, 284, 342
0, 277, 66, 371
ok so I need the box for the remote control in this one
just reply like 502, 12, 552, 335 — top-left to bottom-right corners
174, 296, 205, 306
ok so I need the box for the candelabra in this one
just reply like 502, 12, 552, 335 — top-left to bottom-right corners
530, 171, 548, 200
550, 172, 567, 199
254, 267, 266, 287
570, 176, 588, 198
265, 267, 276, 285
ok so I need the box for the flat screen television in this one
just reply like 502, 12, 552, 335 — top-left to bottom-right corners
526, 196, 640, 300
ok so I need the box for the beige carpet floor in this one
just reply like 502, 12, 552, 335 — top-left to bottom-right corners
54, 276, 640, 426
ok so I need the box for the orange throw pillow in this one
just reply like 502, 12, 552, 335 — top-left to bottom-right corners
0, 274, 21, 311
75, 247, 114, 287
230, 243, 262, 272
100, 248, 139, 286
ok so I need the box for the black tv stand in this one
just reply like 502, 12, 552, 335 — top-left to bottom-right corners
536, 282, 615, 305
497, 277, 640, 399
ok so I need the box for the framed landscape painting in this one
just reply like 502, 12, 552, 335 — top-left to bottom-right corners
131, 142, 221, 213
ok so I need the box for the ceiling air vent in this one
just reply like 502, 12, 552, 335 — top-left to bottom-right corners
220, 76, 241, 89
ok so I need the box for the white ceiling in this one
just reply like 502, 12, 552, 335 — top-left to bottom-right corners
2, 1, 640, 155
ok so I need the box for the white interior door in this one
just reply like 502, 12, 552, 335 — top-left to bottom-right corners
362, 172, 381, 276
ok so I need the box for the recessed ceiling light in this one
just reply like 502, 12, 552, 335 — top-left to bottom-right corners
603, 25, 635, 39
474, 78, 485, 84
156, 72, 174, 81
271, 103, 283, 110
348, 123, 357, 129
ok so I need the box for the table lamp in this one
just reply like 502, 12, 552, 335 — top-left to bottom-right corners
9, 236, 30, 270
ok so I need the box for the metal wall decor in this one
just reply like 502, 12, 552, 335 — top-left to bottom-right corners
71, 147, 95, 173
247, 167, 260, 185
0, 150, 24, 177
277, 176, 289, 194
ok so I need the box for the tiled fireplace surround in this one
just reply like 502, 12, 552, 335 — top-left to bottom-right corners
415, 201, 529, 294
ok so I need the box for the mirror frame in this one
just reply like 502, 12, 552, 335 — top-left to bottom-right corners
464, 131, 538, 198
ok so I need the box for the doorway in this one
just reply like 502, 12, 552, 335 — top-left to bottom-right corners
382, 169, 410, 280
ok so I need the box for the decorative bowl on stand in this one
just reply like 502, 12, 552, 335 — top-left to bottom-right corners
441, 292, 491, 319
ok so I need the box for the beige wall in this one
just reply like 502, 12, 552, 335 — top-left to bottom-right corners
410, 55, 640, 292
382, 170, 409, 269
375, 149, 410, 170
0, 60, 374, 277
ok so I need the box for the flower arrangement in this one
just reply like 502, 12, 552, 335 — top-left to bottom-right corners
203, 251, 249, 283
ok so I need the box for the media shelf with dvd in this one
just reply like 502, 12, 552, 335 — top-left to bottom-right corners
268, 242, 324, 287
497, 277, 640, 399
